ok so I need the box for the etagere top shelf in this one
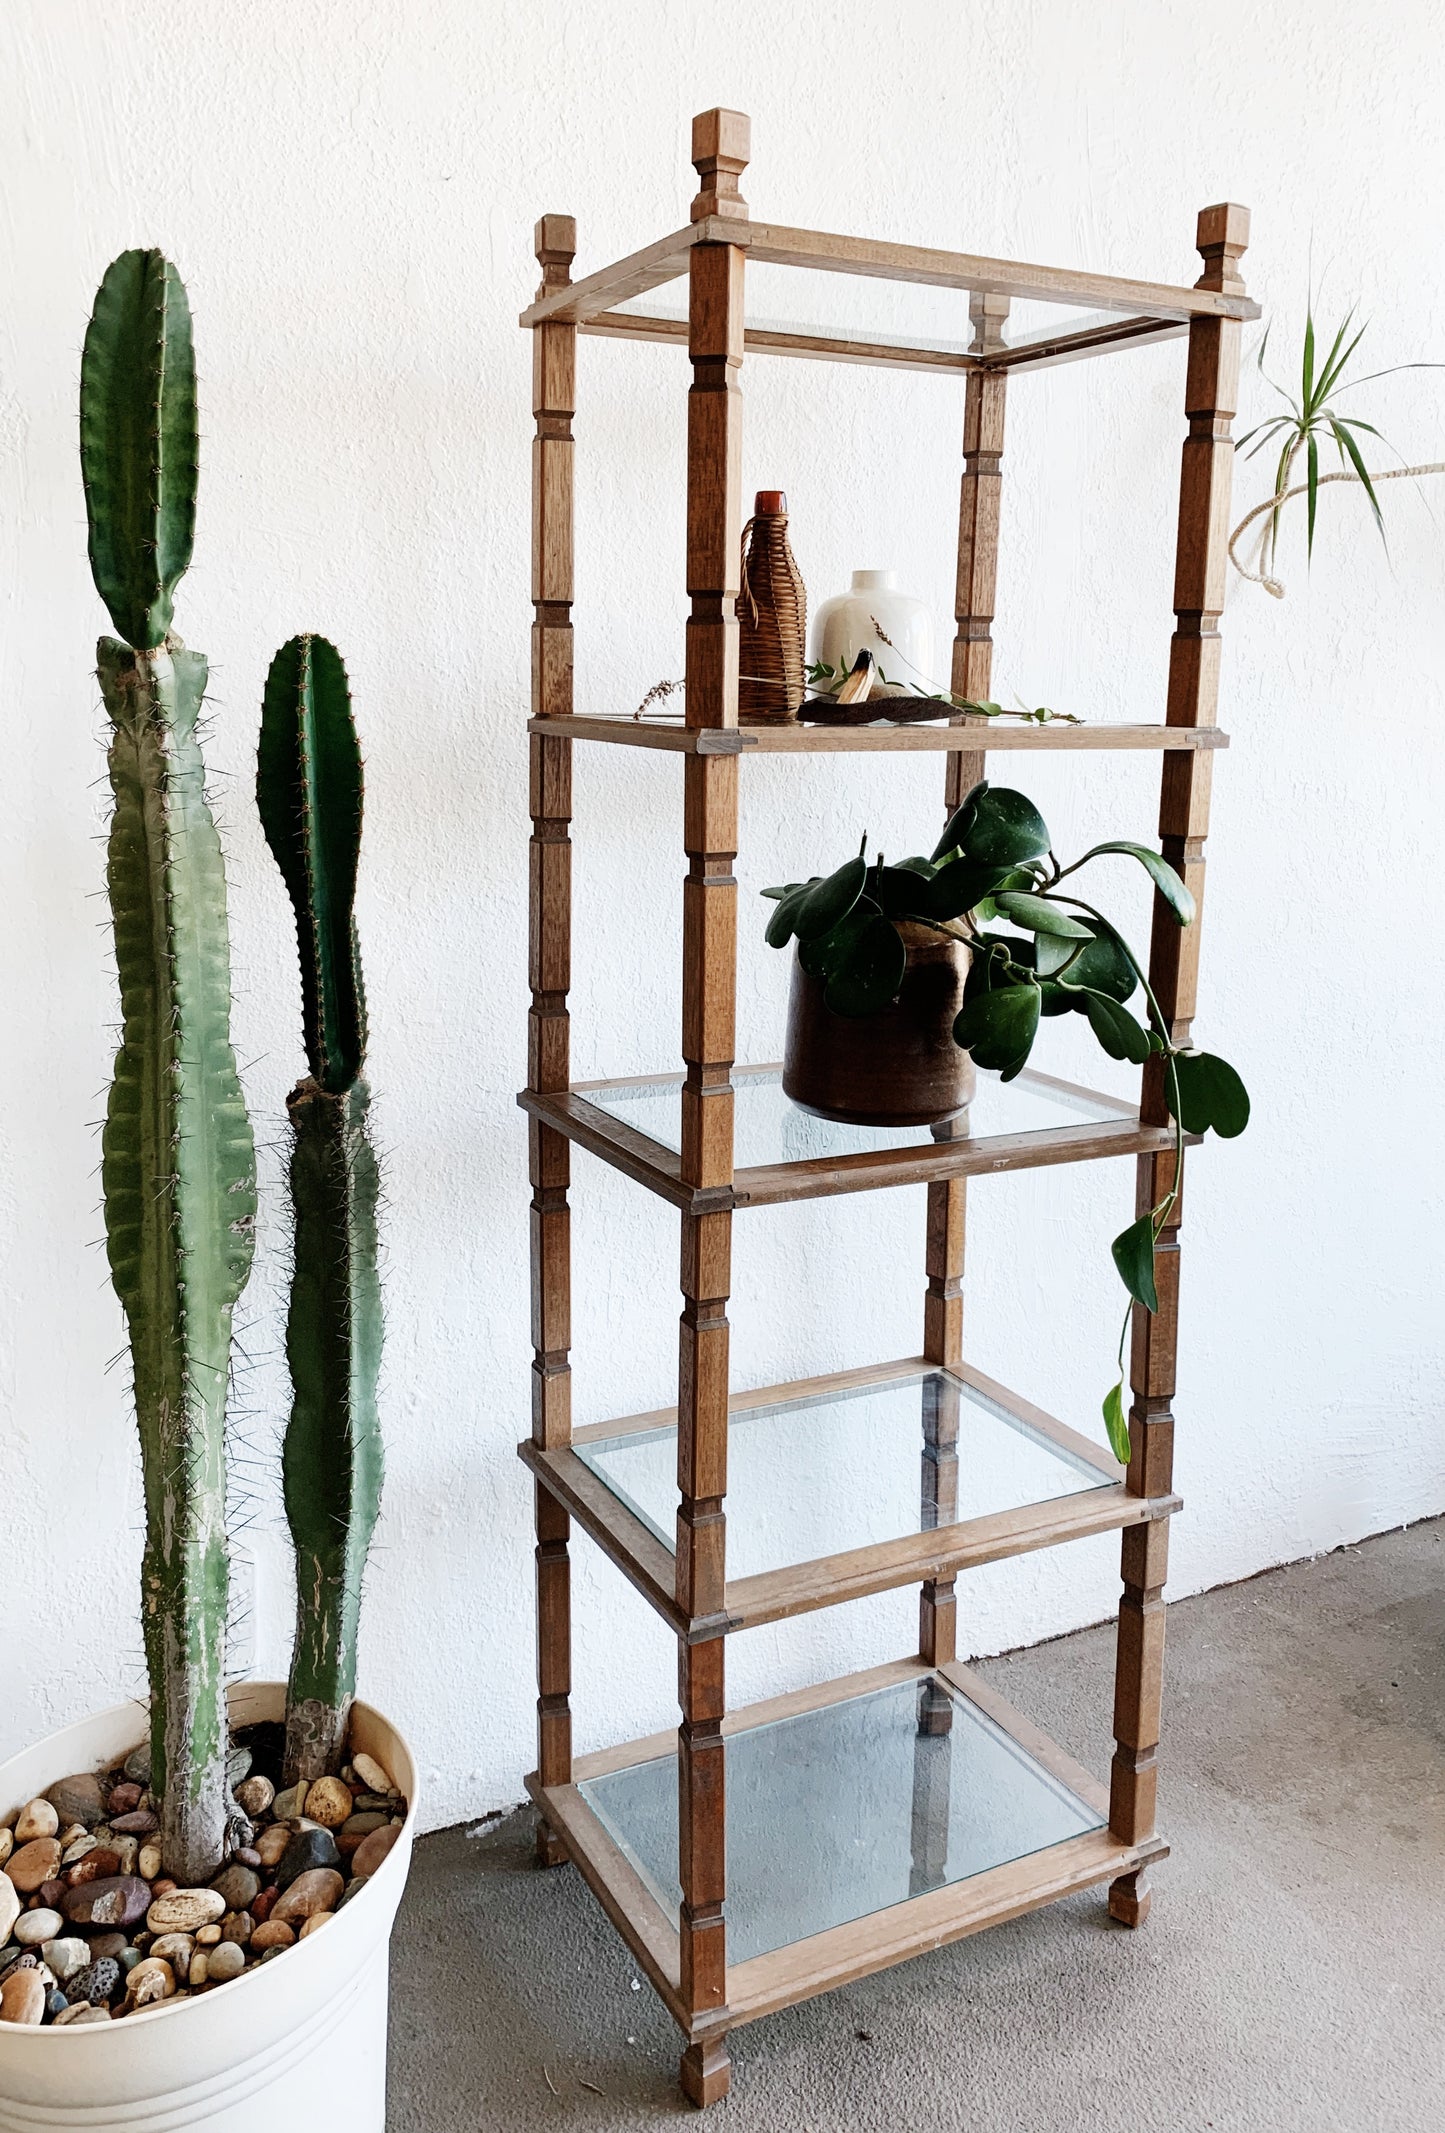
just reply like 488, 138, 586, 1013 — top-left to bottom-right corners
527, 713, 1231, 754
519, 214, 1260, 380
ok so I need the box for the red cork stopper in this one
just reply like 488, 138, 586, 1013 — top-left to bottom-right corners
754, 489, 788, 514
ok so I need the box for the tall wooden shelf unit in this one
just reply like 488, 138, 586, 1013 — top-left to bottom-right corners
520, 108, 1254, 2107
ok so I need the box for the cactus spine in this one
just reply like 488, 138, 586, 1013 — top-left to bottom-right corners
83, 251, 256, 1883
257, 635, 384, 1784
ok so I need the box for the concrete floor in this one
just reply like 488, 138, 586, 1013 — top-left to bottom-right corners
388, 1518, 1445, 2131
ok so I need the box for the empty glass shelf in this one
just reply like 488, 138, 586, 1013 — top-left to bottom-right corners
580, 1063, 1130, 1173
579, 1673, 1104, 1963
574, 1366, 1112, 1583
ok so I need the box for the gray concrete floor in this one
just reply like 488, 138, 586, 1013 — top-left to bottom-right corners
388, 1518, 1445, 2130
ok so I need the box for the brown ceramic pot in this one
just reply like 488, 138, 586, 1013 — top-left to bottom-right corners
782, 921, 975, 1127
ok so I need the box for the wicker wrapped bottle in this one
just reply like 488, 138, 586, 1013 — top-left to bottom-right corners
737, 488, 807, 720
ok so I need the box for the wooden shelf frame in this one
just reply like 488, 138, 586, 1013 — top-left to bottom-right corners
518, 1061, 1192, 1214
519, 1355, 1182, 1642
526, 1655, 1169, 2042
526, 712, 1232, 753
524, 105, 1247, 2105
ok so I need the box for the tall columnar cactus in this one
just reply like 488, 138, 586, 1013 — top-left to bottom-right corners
257, 634, 384, 1785
82, 250, 257, 1883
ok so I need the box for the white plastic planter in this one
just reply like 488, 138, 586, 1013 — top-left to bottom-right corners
0, 1681, 416, 2133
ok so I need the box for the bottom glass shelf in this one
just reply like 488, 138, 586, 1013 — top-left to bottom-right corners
578, 1671, 1104, 1965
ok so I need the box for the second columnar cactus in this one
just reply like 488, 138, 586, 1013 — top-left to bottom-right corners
257, 634, 384, 1784
82, 250, 257, 1882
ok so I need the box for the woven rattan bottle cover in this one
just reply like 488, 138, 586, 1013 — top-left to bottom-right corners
737, 490, 807, 721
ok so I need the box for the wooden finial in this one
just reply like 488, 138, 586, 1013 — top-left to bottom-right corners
534, 214, 576, 293
1194, 202, 1249, 294
690, 107, 751, 223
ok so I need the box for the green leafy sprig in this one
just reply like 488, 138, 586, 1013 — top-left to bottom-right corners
763, 783, 1249, 1461
803, 656, 1075, 725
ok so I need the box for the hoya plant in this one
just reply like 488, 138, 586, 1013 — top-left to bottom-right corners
763, 782, 1249, 1459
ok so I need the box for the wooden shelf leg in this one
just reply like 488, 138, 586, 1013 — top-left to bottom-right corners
529, 212, 578, 1864
1109, 200, 1249, 1926
680, 2038, 732, 2108
921, 294, 1008, 1672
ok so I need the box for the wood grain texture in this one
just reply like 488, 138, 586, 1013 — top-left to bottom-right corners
1110, 204, 1248, 1901
526, 714, 1231, 754
528, 218, 578, 1834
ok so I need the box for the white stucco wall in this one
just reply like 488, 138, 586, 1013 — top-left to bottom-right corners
2, 0, 1442, 1829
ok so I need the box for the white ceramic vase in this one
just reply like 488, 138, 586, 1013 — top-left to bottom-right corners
810, 568, 934, 691
0, 1682, 416, 2133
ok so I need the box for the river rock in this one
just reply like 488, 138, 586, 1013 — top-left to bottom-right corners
337, 1812, 388, 1857
275, 1827, 340, 1892
249, 1919, 294, 1951
271, 1783, 308, 1824
226, 1746, 252, 1788
298, 1912, 333, 1939
0, 1970, 45, 2025
210, 1864, 259, 1913
350, 1824, 401, 1879
61, 1834, 98, 1867
54, 2001, 111, 2026
108, 1809, 158, 1836
124, 1958, 175, 2009
337, 1875, 369, 1910
110, 1836, 140, 1875
6, 1839, 61, 1894
220, 1911, 253, 1946
0, 1878, 20, 1943
65, 1849, 122, 1888
46, 1776, 105, 1832
107, 1783, 143, 1816
123, 1747, 151, 1787
87, 1933, 127, 1963
206, 1939, 246, 1982
62, 1875, 152, 1931
303, 1777, 353, 1829
15, 1801, 59, 1845
40, 1938, 90, 1985
137, 1844, 162, 1881
195, 1922, 222, 1946
0, 1950, 36, 1986
250, 1887, 278, 1924
272, 1869, 343, 1924
0, 1831, 11, 1868
65, 1956, 121, 2006
38, 1879, 66, 1909
147, 1888, 226, 1934
254, 1825, 291, 1870
13, 1911, 63, 1948
148, 1933, 195, 1971
188, 1950, 208, 1987
234, 1776, 274, 1820
350, 1752, 391, 1795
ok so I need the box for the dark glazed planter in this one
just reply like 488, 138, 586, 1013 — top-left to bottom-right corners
783, 921, 975, 1127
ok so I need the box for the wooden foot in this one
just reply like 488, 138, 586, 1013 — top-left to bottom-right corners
1108, 1868, 1152, 1927
535, 1821, 568, 1869
680, 2039, 731, 2107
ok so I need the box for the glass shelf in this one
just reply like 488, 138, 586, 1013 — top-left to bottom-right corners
575, 1365, 1112, 1585
582, 1063, 1130, 1172
579, 1671, 1104, 1964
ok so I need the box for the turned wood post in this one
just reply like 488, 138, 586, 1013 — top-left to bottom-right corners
1108, 203, 1248, 1928
919, 291, 1008, 1672
529, 212, 578, 1867
675, 105, 748, 2110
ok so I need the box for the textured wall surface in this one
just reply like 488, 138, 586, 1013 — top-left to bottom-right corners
1, 0, 1442, 1830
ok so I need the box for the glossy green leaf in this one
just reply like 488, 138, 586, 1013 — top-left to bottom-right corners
952, 979, 1040, 1074
1074, 843, 1195, 925
798, 901, 879, 980
1102, 1382, 1131, 1466
952, 786, 1052, 868
931, 781, 988, 863
992, 891, 1092, 938
824, 915, 908, 1015
872, 863, 936, 920
765, 882, 815, 947
1111, 1213, 1159, 1314
1167, 1050, 1251, 1138
1060, 922, 1137, 1003
1034, 931, 1082, 979
920, 857, 1010, 922
793, 855, 867, 941
1080, 988, 1153, 1064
